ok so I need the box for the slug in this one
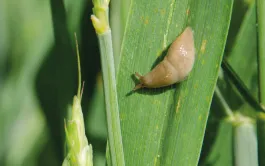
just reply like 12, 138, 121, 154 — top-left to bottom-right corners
133, 26, 195, 91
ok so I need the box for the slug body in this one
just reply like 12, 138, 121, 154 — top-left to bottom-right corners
134, 27, 195, 90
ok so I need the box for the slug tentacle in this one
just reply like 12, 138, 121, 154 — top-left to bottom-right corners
133, 83, 144, 91
133, 26, 195, 91
133, 72, 145, 91
135, 72, 143, 79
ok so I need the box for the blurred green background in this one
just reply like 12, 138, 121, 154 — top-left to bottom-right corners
0, 0, 258, 165
0, 0, 107, 165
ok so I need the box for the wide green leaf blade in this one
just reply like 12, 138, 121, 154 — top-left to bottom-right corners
117, 0, 233, 165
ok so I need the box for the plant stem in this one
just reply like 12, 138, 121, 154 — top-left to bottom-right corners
97, 31, 125, 165
233, 114, 258, 166
257, 113, 265, 166
222, 59, 265, 112
257, 0, 265, 107
257, 2, 265, 166
215, 86, 234, 119
91, 1, 125, 165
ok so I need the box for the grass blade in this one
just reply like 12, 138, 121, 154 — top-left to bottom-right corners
117, 0, 233, 165
222, 59, 265, 112
257, 0, 265, 106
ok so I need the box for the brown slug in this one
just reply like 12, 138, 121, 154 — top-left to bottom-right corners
133, 26, 195, 90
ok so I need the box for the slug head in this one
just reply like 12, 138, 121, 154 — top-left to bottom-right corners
133, 72, 144, 91
133, 72, 151, 90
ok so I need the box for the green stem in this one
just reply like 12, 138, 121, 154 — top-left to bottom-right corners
97, 30, 125, 166
257, 3, 265, 166
233, 115, 258, 166
257, 0, 265, 107
222, 59, 265, 112
257, 113, 265, 166
91, 1, 125, 165
215, 86, 235, 119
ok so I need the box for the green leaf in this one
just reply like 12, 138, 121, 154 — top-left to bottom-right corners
110, 0, 131, 70
228, 1, 258, 99
225, 1, 259, 115
202, 119, 234, 166
257, 0, 265, 105
116, 0, 233, 165
201, 2, 259, 166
